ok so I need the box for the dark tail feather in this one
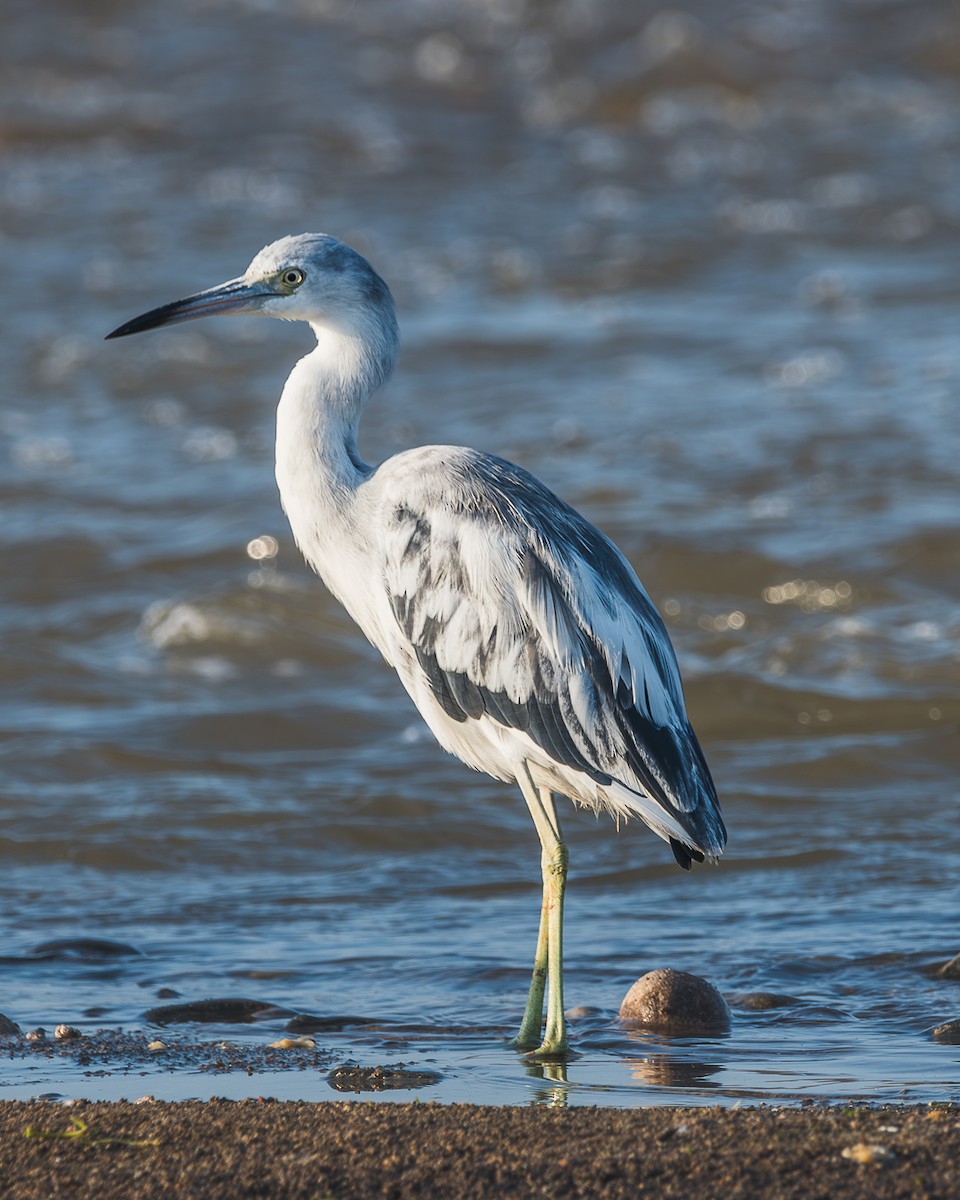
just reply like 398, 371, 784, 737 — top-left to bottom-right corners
670, 838, 706, 871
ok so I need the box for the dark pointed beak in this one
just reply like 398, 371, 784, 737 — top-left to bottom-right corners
105, 278, 275, 340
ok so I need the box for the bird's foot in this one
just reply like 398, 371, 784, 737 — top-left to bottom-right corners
513, 1033, 573, 1061
509, 1035, 538, 1051
510, 1026, 544, 1052
525, 1044, 577, 1063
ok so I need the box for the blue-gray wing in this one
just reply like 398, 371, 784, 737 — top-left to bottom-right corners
381, 450, 725, 863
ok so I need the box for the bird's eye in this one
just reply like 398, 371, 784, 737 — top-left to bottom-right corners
280, 268, 305, 288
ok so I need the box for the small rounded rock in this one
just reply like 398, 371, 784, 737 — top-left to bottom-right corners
619, 969, 731, 1034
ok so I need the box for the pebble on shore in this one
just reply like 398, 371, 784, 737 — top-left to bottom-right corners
619, 969, 731, 1034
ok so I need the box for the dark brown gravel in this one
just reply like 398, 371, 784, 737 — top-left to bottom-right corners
1, 1100, 959, 1199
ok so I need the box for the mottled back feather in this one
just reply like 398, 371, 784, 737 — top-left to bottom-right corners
379, 448, 726, 861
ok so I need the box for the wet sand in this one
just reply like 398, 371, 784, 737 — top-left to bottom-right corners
1, 1100, 958, 1199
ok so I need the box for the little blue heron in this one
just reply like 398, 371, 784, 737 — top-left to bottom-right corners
106, 234, 726, 1057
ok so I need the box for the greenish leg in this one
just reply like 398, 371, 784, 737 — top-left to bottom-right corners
514, 769, 570, 1057
513, 881, 549, 1049
540, 835, 569, 1055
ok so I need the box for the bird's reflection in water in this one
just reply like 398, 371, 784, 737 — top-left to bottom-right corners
524, 1058, 570, 1107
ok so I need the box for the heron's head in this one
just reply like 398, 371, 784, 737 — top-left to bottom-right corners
106, 233, 399, 386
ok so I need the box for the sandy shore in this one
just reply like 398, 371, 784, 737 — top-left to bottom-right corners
1, 1100, 958, 1198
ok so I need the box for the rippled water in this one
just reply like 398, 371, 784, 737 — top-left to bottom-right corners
0, 0, 958, 1105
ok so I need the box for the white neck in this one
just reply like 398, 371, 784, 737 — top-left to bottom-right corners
274, 326, 373, 593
